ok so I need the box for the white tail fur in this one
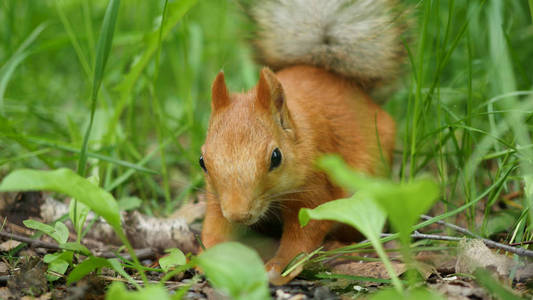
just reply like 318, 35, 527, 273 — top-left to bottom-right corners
250, 0, 406, 85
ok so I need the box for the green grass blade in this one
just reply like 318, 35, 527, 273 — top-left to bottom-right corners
106, 0, 198, 141
55, 0, 92, 78
0, 23, 46, 116
529, 0, 533, 23
78, 0, 120, 176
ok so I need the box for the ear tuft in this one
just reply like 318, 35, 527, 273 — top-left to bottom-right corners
257, 67, 284, 111
211, 71, 230, 111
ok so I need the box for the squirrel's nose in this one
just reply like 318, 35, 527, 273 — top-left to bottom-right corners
220, 194, 254, 223
223, 210, 253, 223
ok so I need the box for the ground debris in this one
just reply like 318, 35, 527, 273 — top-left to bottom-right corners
429, 276, 489, 300
7, 256, 48, 298
456, 239, 533, 281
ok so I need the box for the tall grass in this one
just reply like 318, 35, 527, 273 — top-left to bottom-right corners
0, 0, 532, 247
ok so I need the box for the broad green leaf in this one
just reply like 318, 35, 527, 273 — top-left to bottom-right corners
106, 282, 170, 300
47, 258, 70, 281
195, 242, 270, 300
318, 156, 439, 244
159, 248, 186, 272
67, 256, 110, 285
371, 288, 445, 300
118, 196, 142, 211
23, 219, 68, 244
299, 193, 403, 292
54, 221, 70, 244
23, 219, 55, 238
1, 169, 123, 239
44, 251, 73, 264
44, 251, 73, 281
60, 242, 92, 256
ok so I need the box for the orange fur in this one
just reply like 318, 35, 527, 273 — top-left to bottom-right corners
200, 65, 396, 284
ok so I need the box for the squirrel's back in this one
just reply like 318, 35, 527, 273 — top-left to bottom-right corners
249, 0, 407, 86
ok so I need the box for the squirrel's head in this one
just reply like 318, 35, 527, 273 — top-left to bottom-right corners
201, 68, 298, 225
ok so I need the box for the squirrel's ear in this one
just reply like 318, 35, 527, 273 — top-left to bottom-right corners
211, 71, 230, 111
257, 68, 293, 130
257, 67, 284, 112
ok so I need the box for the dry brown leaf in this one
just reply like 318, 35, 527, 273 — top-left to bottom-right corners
429, 277, 488, 300
0, 261, 8, 274
0, 287, 14, 300
456, 239, 533, 282
0, 240, 21, 252
331, 261, 406, 280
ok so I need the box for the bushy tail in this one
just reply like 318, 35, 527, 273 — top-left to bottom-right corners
248, 0, 408, 86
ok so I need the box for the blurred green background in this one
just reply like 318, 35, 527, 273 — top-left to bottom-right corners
1, 0, 532, 241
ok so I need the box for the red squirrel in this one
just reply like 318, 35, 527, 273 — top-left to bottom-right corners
199, 0, 406, 284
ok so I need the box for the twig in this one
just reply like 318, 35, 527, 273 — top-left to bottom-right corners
0, 231, 61, 250
420, 215, 533, 257
0, 231, 155, 260
509, 241, 533, 246
420, 215, 484, 239
379, 231, 533, 258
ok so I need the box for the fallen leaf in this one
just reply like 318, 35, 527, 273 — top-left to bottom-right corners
429, 277, 488, 300
0, 262, 8, 274
331, 261, 406, 280
455, 239, 533, 281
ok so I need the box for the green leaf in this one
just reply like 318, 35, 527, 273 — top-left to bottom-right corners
370, 288, 445, 300
195, 242, 270, 300
47, 258, 70, 281
2, 169, 122, 238
105, 282, 171, 300
44, 251, 73, 281
23, 219, 55, 237
54, 221, 70, 244
118, 196, 142, 211
107, 258, 138, 287
299, 193, 403, 292
159, 248, 186, 272
318, 155, 440, 244
23, 219, 69, 244
1, 168, 145, 284
60, 242, 92, 256
67, 256, 110, 285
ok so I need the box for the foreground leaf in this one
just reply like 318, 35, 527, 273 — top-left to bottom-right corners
159, 248, 186, 272
195, 242, 270, 300
299, 193, 403, 292
0, 169, 122, 238
318, 155, 439, 242
67, 257, 110, 285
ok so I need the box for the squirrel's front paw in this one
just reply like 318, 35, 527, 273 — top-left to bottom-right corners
265, 258, 303, 286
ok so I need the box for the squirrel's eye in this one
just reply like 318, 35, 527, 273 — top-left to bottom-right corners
199, 155, 207, 172
269, 148, 282, 171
